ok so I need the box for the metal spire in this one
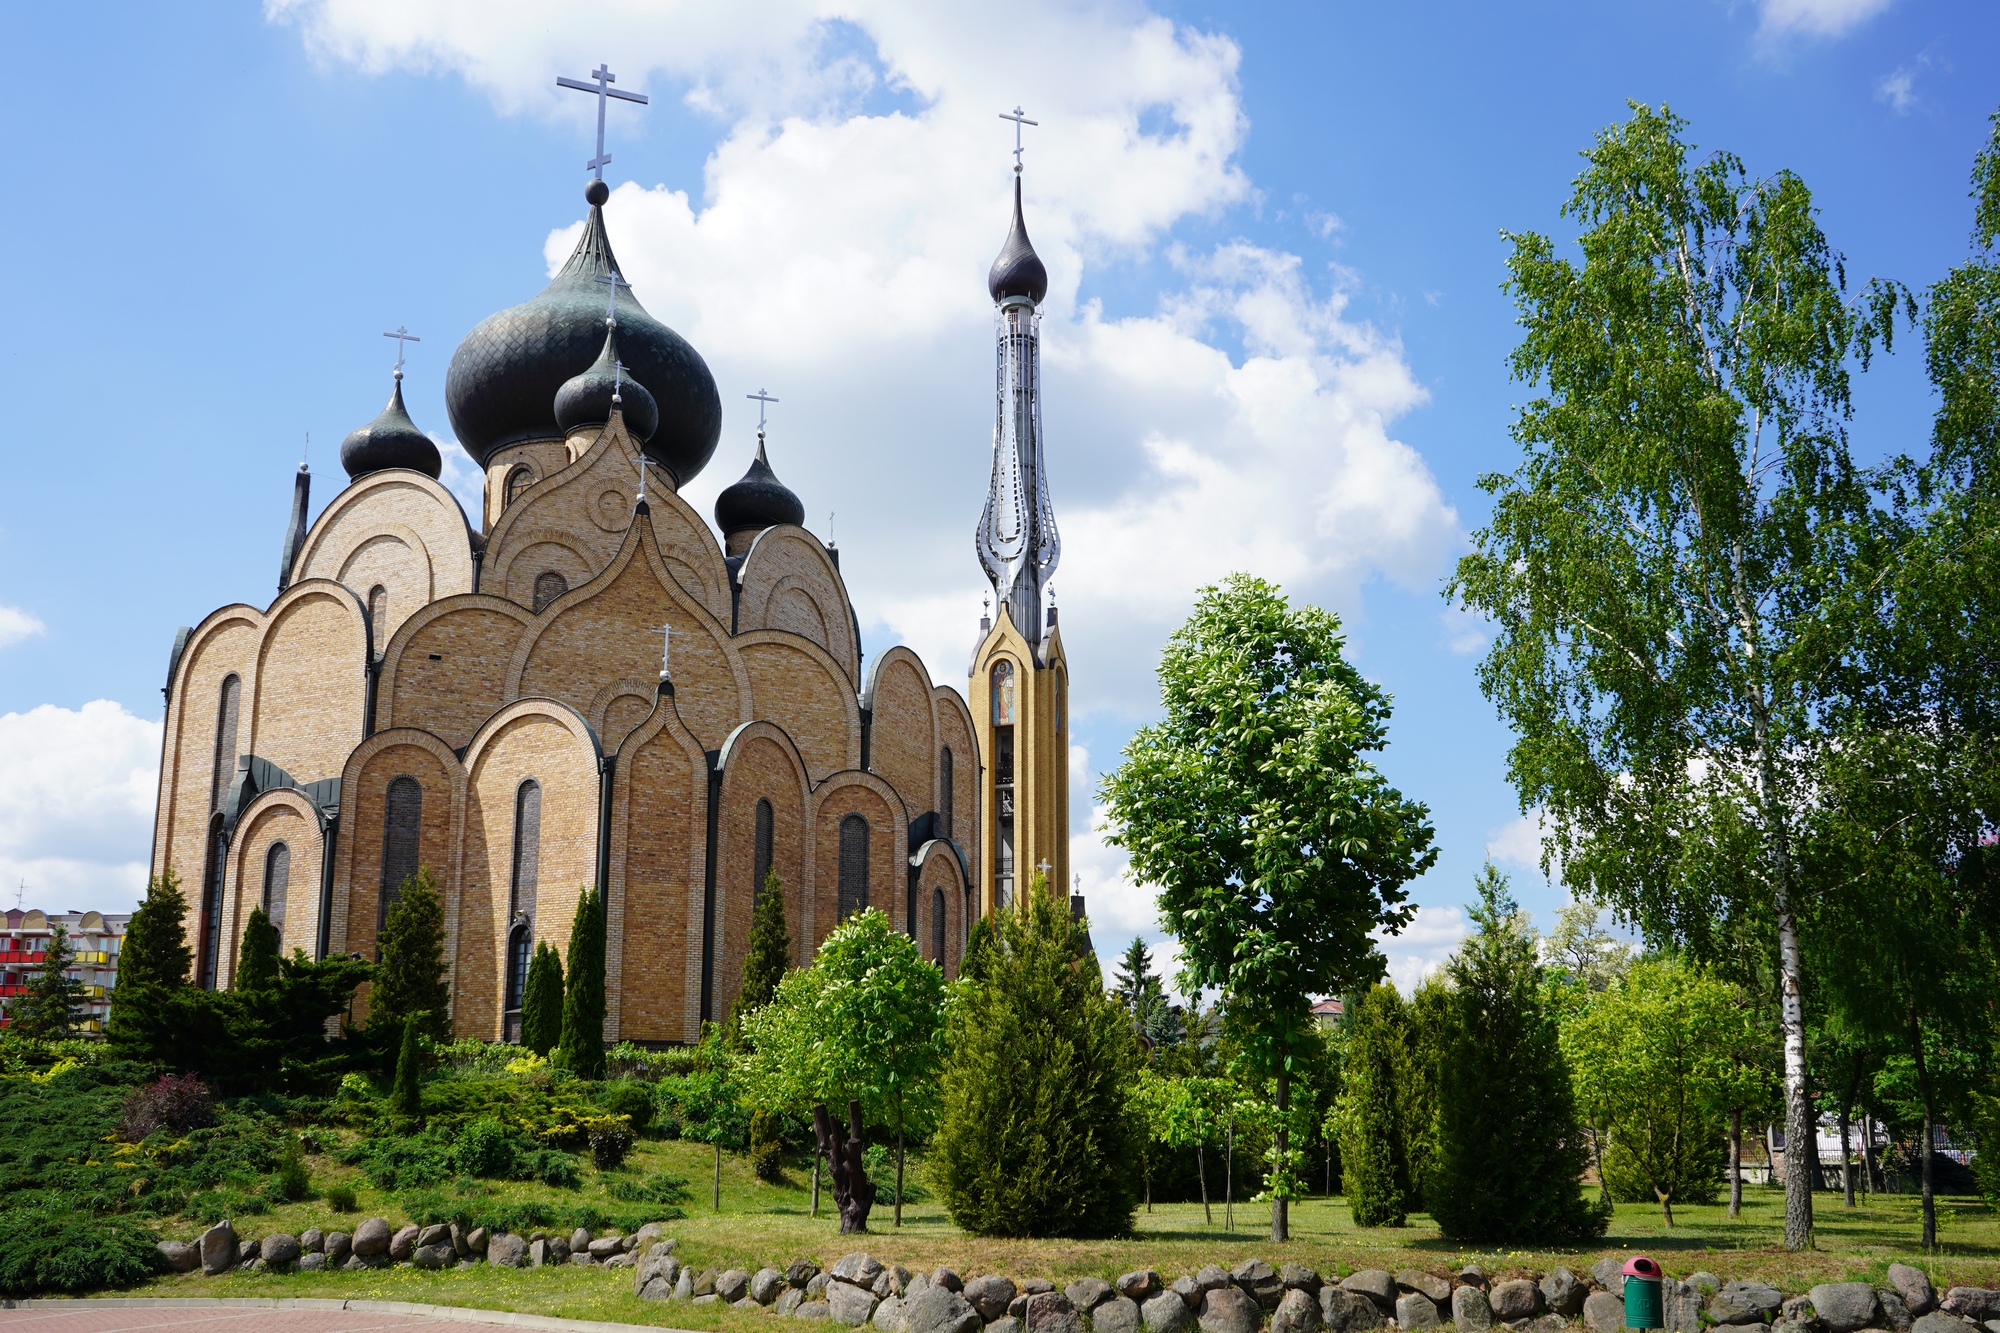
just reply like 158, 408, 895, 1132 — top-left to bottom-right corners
382, 326, 420, 380
557, 64, 649, 180
999, 106, 1038, 174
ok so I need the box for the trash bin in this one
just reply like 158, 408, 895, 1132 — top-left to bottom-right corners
1622, 1257, 1663, 1331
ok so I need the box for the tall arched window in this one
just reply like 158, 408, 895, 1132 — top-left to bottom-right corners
367, 585, 388, 650
379, 775, 423, 930
504, 922, 531, 1041
199, 675, 243, 990
753, 799, 774, 903
510, 780, 542, 920
263, 842, 290, 945
931, 886, 946, 963
939, 747, 954, 835
210, 675, 241, 812
837, 815, 869, 920
505, 465, 535, 506
532, 571, 568, 613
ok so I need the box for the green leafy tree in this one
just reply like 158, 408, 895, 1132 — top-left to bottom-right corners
1331, 981, 1408, 1227
1430, 867, 1606, 1243
235, 907, 280, 993
10, 923, 82, 1040
371, 867, 449, 1046
391, 1012, 424, 1118
1133, 1067, 1229, 1221
1541, 902, 1633, 992
729, 867, 791, 1032
556, 886, 606, 1079
657, 1025, 751, 1210
1447, 104, 1909, 1250
519, 942, 563, 1056
930, 882, 1143, 1238
1103, 574, 1437, 1240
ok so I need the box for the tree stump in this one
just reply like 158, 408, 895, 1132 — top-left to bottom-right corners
813, 1099, 875, 1234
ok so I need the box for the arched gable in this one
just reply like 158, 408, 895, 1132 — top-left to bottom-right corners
222, 789, 323, 986
377, 594, 536, 750
154, 605, 262, 895
586, 677, 663, 756
329, 727, 465, 978
735, 526, 861, 684
609, 691, 710, 1045
293, 469, 477, 637
910, 837, 968, 980
714, 721, 814, 1020
862, 646, 938, 825
735, 630, 861, 782
932, 684, 980, 866
807, 771, 906, 950
249, 580, 370, 785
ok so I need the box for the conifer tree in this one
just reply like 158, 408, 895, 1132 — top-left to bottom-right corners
391, 1012, 424, 1118
1399, 975, 1451, 1211
118, 871, 193, 992
1429, 866, 1606, 1242
731, 867, 790, 1026
370, 866, 449, 1045
519, 942, 563, 1056
1334, 981, 1408, 1227
235, 907, 281, 992
11, 922, 83, 1039
556, 886, 606, 1079
930, 880, 1143, 1238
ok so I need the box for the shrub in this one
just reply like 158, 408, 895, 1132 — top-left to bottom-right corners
554, 888, 607, 1079
598, 1079, 654, 1135
455, 1117, 521, 1178
1334, 982, 1409, 1227
188, 1188, 268, 1223
590, 1125, 635, 1171
607, 1172, 692, 1207
118, 1073, 218, 1141
520, 943, 564, 1058
748, 1108, 787, 1182
0, 1204, 163, 1295
267, 1136, 313, 1202
325, 1183, 359, 1212
391, 1014, 425, 1118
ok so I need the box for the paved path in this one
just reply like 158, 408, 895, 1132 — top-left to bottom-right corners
0, 1302, 679, 1333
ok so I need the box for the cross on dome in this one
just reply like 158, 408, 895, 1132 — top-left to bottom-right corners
382, 326, 420, 379
595, 268, 631, 326
656, 622, 673, 680
557, 64, 649, 180
999, 106, 1038, 173
747, 387, 779, 435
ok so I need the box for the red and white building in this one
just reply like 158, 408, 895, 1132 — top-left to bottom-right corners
0, 908, 129, 1036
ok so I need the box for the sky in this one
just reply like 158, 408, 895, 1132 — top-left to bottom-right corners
1, 0, 1996, 997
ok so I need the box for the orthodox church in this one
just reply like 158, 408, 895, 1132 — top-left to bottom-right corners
148, 145, 1070, 1045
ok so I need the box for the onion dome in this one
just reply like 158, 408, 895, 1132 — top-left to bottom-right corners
554, 324, 660, 441
341, 376, 441, 480
715, 439, 805, 538
446, 183, 721, 484
987, 176, 1048, 306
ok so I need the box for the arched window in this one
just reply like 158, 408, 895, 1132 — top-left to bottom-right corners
379, 775, 423, 930
510, 780, 542, 920
532, 571, 568, 613
939, 747, 954, 835
367, 585, 388, 650
931, 886, 946, 962
837, 814, 869, 920
199, 817, 226, 989
753, 798, 774, 903
991, 660, 1016, 725
506, 465, 535, 506
504, 921, 531, 1039
210, 674, 241, 812
263, 841, 290, 945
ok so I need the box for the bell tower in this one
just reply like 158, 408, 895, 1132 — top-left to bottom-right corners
971, 118, 1068, 915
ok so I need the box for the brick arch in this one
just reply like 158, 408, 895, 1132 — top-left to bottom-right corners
585, 677, 662, 754
292, 469, 476, 607
223, 790, 323, 986
911, 837, 968, 979
931, 684, 980, 871
609, 690, 712, 1044
735, 525, 862, 684
330, 727, 465, 981
377, 593, 536, 750
808, 771, 906, 950
714, 722, 814, 1020
249, 581, 370, 786
154, 606, 263, 905
734, 629, 862, 781
862, 645, 938, 826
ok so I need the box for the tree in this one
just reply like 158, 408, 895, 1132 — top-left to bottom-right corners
1103, 574, 1437, 1240
730, 867, 791, 1028
235, 907, 280, 993
1398, 975, 1450, 1214
519, 942, 563, 1056
371, 866, 449, 1046
1448, 103, 1909, 1250
556, 886, 606, 1079
391, 1012, 424, 1118
656, 1025, 750, 1212
1114, 937, 1181, 1049
1541, 902, 1633, 992
1429, 867, 1606, 1243
118, 871, 193, 992
930, 883, 1144, 1238
10, 923, 82, 1040
1332, 982, 1408, 1227
1134, 1068, 1229, 1221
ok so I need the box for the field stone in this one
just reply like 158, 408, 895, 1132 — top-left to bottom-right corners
1911, 1316, 1973, 1333
830, 1280, 883, 1327
836, 1253, 888, 1287
486, 1234, 526, 1269
1399, 1272, 1451, 1306
592, 1236, 628, 1260
1069, 1279, 1115, 1312
1121, 1273, 1163, 1302
1199, 1291, 1260, 1333
777, 1291, 806, 1317
1945, 1293, 2000, 1323
1321, 1289, 1384, 1333
1783, 1296, 1817, 1325
967, 1277, 1020, 1322
527, 1239, 550, 1268
418, 1223, 450, 1249
907, 1285, 984, 1333
1891, 1268, 1938, 1318
694, 1295, 718, 1305
1687, 1275, 1721, 1296
262, 1234, 301, 1268
1491, 1281, 1539, 1322
788, 1263, 822, 1288
1098, 1296, 1145, 1333
692, 1268, 720, 1297
298, 1253, 327, 1272
1027, 1282, 1059, 1296
1454, 1285, 1495, 1332
1028, 1293, 1085, 1333
1281, 1266, 1321, 1295
1458, 1267, 1490, 1291
752, 1269, 788, 1304
1173, 1278, 1203, 1308
1395, 1293, 1440, 1331
198, 1222, 237, 1275
1591, 1260, 1624, 1297
716, 1269, 752, 1303
875, 1295, 907, 1331
931, 1269, 964, 1294
238, 1237, 260, 1265
572, 1253, 597, 1266
325, 1232, 353, 1265
987, 1320, 1024, 1333
1145, 1291, 1196, 1333
1879, 1291, 1915, 1333
1540, 1270, 1584, 1318
1770, 1320, 1812, 1333
389, 1225, 419, 1262
1711, 1282, 1785, 1326
1271, 1289, 1322, 1333
351, 1218, 390, 1257
1528, 1317, 1569, 1333
810, 1274, 835, 1301
1237, 1261, 1285, 1311
448, 1223, 468, 1257
1584, 1292, 1626, 1333
299, 1229, 324, 1254
1341, 1272, 1397, 1314
158, 1241, 198, 1273
638, 1275, 674, 1302
414, 1243, 455, 1270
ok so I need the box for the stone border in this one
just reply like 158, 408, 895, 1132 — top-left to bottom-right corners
0, 1296, 703, 1333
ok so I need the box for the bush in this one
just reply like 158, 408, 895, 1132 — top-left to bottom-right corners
597, 1079, 654, 1135
118, 1073, 218, 1141
267, 1136, 313, 1203
456, 1117, 521, 1178
325, 1183, 359, 1213
1334, 982, 1409, 1228
188, 1188, 268, 1223
607, 1172, 692, 1207
0, 1204, 163, 1295
748, 1108, 787, 1182
590, 1125, 635, 1171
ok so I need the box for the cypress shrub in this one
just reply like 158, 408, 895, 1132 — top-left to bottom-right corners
930, 886, 1143, 1238
556, 887, 606, 1079
1428, 867, 1607, 1243
1399, 975, 1451, 1211
392, 1013, 425, 1119
520, 942, 564, 1056
730, 868, 790, 1028
372, 867, 450, 1045
236, 907, 281, 993
1336, 981, 1409, 1227
117, 871, 193, 992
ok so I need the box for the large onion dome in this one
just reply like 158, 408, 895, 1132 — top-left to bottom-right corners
341, 376, 441, 480
554, 324, 660, 442
714, 439, 805, 538
446, 181, 721, 484
987, 176, 1048, 306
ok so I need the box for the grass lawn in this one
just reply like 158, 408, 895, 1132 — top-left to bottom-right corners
109, 1138, 1999, 1325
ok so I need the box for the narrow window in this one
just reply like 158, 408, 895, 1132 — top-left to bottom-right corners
506, 465, 535, 506
991, 660, 1016, 725
263, 841, 290, 945
753, 798, 774, 904
931, 886, 946, 962
939, 747, 954, 837
379, 775, 423, 930
510, 780, 542, 920
837, 814, 869, 920
368, 585, 388, 650
199, 818, 226, 989
504, 922, 531, 1041
994, 726, 1015, 908
533, 571, 568, 613
210, 674, 241, 812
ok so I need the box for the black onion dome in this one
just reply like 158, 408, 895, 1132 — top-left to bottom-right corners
987, 176, 1048, 306
714, 439, 806, 536
341, 378, 442, 480
554, 325, 660, 441
445, 187, 721, 483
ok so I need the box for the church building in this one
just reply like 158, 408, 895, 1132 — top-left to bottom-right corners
147, 134, 1070, 1044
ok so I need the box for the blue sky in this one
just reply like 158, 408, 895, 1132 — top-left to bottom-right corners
1, 0, 1995, 992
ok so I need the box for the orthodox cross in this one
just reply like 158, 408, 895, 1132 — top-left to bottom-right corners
747, 387, 778, 435
999, 105, 1038, 173
656, 622, 673, 681
595, 268, 631, 325
557, 64, 649, 179
382, 326, 420, 378
615, 360, 651, 504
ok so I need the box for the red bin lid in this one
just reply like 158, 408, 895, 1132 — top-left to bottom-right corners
1622, 1257, 1661, 1279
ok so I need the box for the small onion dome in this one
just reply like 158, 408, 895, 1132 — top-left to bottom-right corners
714, 438, 805, 538
987, 175, 1048, 306
554, 325, 659, 441
446, 182, 721, 483
341, 377, 441, 480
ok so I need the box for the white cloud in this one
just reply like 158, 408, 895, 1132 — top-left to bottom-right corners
1485, 809, 1548, 870
1877, 67, 1917, 113
1375, 902, 1467, 994
0, 605, 46, 650
266, 0, 1458, 721
0, 701, 162, 915
1759, 0, 1894, 37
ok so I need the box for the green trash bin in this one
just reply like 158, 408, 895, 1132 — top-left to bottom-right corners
1622, 1257, 1663, 1331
